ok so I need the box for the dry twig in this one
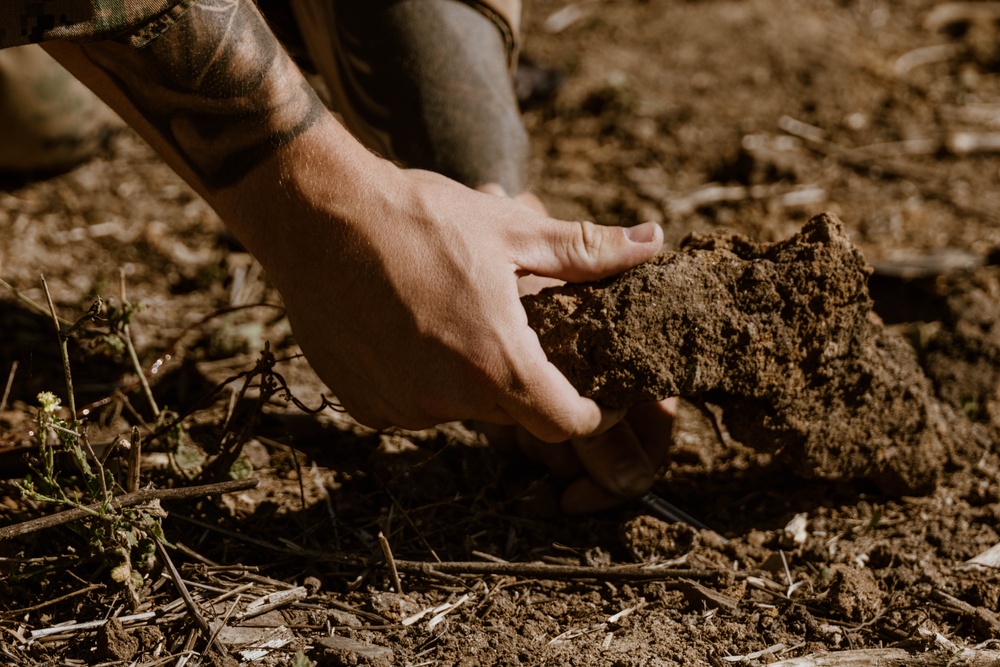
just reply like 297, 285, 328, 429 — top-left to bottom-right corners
0, 361, 16, 414
29, 611, 158, 639
393, 559, 745, 582
924, 2, 1000, 32
0, 478, 257, 540
119, 269, 160, 419
769, 647, 1000, 667
778, 115, 1000, 224
931, 589, 1000, 637
157, 540, 229, 657
0, 277, 73, 327
379, 531, 404, 594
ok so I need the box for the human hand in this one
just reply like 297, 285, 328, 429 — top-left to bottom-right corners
245, 148, 663, 443
38, 0, 667, 460
471, 189, 676, 514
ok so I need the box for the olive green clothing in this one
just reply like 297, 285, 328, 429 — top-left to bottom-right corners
0, 0, 518, 50
0, 0, 192, 49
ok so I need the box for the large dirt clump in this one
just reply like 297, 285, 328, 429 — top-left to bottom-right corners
524, 213, 990, 494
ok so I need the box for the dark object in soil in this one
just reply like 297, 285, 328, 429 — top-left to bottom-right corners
826, 565, 883, 622
524, 213, 989, 494
96, 618, 139, 661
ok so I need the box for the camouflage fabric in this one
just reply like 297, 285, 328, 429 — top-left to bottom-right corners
0, 0, 193, 49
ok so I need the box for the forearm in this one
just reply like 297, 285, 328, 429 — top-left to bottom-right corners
37, 0, 667, 463
41, 0, 375, 264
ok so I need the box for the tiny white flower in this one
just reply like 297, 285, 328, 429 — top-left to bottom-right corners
37, 392, 61, 414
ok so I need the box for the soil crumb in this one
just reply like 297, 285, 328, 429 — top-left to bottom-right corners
827, 565, 883, 623
524, 213, 991, 494
96, 618, 139, 662
621, 515, 698, 561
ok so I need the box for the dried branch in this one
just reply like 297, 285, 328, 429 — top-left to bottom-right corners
941, 103, 1000, 129
157, 540, 228, 657
393, 559, 743, 582
232, 586, 308, 623
893, 43, 962, 75
769, 647, 1000, 667
168, 513, 364, 567
379, 531, 403, 594
126, 426, 141, 494
1, 583, 104, 616
931, 588, 1000, 636
0, 276, 74, 327
665, 183, 827, 218
924, 2, 1000, 32
0, 361, 16, 414
119, 270, 160, 419
29, 611, 157, 640
778, 115, 1000, 225
0, 478, 258, 540
947, 131, 1000, 156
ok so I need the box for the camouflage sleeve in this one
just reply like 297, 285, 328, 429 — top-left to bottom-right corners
0, 0, 193, 49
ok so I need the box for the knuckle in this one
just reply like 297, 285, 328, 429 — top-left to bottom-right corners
572, 221, 604, 265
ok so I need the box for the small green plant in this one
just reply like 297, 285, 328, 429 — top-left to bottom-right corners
17, 392, 165, 602
17, 392, 167, 607
14, 278, 170, 608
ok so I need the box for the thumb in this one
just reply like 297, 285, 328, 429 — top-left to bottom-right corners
517, 219, 663, 283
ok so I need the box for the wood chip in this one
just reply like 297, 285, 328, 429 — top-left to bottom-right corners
316, 635, 393, 661
769, 647, 1000, 666
966, 542, 1000, 568
680, 579, 740, 612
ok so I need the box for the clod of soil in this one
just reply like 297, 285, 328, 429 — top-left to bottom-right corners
96, 618, 139, 661
621, 515, 698, 561
827, 565, 883, 622
524, 213, 989, 494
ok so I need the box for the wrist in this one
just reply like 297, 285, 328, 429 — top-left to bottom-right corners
209, 114, 401, 281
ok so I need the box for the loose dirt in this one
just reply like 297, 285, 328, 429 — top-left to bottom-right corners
2, 0, 1000, 665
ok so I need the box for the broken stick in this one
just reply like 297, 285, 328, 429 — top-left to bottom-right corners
0, 478, 258, 540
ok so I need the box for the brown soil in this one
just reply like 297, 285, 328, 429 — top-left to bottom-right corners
525, 213, 989, 494
923, 265, 1000, 436
2, 0, 1000, 665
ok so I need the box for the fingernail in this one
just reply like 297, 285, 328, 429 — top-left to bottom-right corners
625, 221, 659, 244
613, 459, 654, 496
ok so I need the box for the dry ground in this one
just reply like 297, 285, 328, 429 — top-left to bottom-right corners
2, 0, 1000, 665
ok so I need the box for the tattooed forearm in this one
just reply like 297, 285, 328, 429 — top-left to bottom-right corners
79, 0, 325, 189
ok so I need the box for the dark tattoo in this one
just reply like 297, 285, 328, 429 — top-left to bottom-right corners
81, 0, 325, 189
